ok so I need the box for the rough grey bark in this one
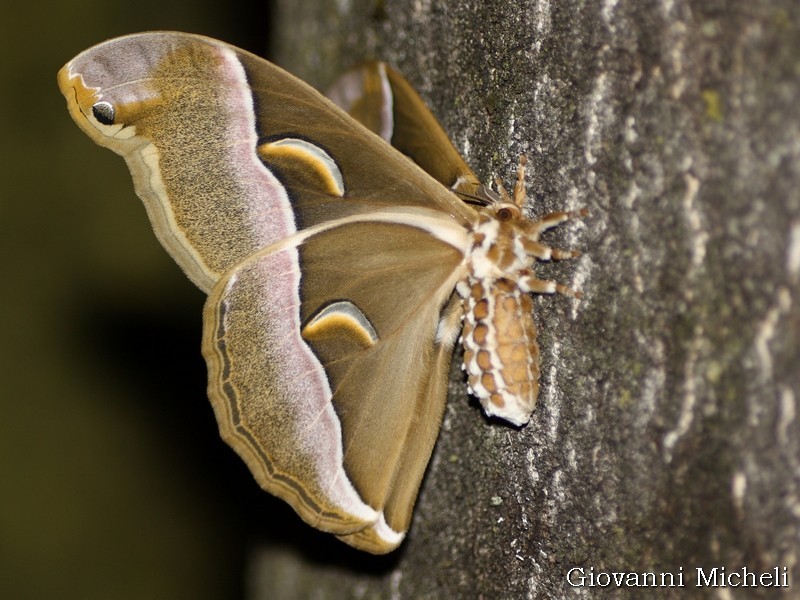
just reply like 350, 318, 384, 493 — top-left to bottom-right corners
252, 1, 800, 598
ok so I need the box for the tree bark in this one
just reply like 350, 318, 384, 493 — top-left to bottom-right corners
251, 1, 800, 597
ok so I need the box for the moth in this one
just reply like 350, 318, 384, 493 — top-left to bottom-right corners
58, 32, 585, 554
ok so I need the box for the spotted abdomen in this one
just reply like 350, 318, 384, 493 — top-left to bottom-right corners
461, 278, 540, 426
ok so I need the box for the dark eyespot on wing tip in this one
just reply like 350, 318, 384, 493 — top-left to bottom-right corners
92, 101, 115, 125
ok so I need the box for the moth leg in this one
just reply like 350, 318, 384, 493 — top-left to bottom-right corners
519, 271, 583, 299
532, 207, 589, 232
526, 207, 588, 260
549, 246, 583, 260
520, 238, 582, 261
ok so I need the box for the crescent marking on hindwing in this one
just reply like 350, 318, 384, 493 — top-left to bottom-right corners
303, 301, 380, 348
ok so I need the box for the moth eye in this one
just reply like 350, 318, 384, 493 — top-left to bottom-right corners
92, 101, 115, 125
497, 207, 514, 221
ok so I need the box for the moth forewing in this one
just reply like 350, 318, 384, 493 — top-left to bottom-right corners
326, 61, 491, 201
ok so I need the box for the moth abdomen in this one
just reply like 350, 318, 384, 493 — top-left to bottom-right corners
462, 278, 540, 426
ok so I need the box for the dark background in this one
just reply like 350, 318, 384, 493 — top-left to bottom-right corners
5, 1, 800, 599
1, 2, 277, 599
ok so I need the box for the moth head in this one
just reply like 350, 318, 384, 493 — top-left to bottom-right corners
493, 203, 522, 223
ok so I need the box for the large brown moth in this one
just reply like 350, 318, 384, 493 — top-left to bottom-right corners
58, 32, 584, 554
